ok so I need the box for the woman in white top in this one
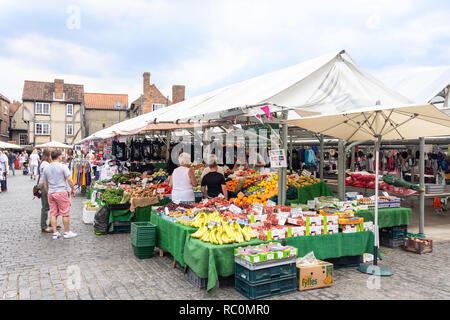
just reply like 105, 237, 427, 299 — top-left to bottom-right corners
29, 149, 40, 180
19, 153, 25, 169
169, 153, 198, 204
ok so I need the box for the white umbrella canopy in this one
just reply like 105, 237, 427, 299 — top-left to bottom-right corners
35, 141, 73, 149
0, 141, 22, 150
286, 104, 450, 140
286, 103, 450, 274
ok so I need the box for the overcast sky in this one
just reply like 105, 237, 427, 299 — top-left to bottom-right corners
0, 0, 449, 103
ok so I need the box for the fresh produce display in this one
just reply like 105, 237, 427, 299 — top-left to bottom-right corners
152, 169, 168, 179
235, 169, 259, 177
235, 243, 298, 263
112, 172, 142, 184
101, 189, 125, 204
346, 171, 421, 195
190, 211, 257, 244
287, 175, 320, 188
226, 179, 240, 192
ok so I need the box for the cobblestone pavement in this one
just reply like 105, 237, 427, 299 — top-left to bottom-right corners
1, 174, 450, 300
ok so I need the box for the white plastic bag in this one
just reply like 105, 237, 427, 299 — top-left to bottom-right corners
296, 251, 318, 266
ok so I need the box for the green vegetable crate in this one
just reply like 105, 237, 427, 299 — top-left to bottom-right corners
132, 245, 155, 259
131, 222, 157, 248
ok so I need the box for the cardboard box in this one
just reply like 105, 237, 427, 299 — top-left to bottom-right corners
287, 226, 306, 237
296, 260, 333, 291
309, 225, 324, 236
363, 222, 374, 232
325, 224, 339, 234
322, 215, 339, 225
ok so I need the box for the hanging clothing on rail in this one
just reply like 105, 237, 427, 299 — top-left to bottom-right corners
71, 160, 92, 188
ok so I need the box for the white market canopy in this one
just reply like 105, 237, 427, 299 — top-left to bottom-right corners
286, 104, 450, 142
35, 141, 73, 149
81, 49, 415, 142
0, 141, 22, 150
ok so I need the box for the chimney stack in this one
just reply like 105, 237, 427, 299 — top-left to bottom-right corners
172, 85, 185, 105
54, 79, 64, 100
143, 72, 150, 95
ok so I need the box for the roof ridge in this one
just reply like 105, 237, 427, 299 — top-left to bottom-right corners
85, 92, 128, 96
24, 80, 84, 87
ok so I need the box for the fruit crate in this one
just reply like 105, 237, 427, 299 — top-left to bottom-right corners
324, 255, 361, 269
380, 237, 405, 248
235, 258, 296, 284
403, 237, 433, 254
132, 245, 155, 259
131, 222, 157, 247
380, 225, 408, 240
186, 268, 207, 289
235, 275, 297, 300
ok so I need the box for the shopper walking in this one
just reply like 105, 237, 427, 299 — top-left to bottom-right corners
0, 150, 8, 193
42, 150, 77, 240
8, 151, 16, 176
169, 152, 197, 204
38, 149, 53, 233
29, 149, 40, 180
19, 152, 25, 170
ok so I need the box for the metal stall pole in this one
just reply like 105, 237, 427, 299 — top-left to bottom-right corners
277, 111, 289, 205
350, 146, 355, 172
289, 133, 293, 173
165, 131, 171, 161
338, 139, 345, 200
319, 134, 324, 180
419, 137, 425, 235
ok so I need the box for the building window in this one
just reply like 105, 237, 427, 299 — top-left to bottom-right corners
66, 104, 73, 116
35, 102, 50, 115
19, 133, 28, 145
35, 123, 50, 135
3, 106, 8, 116
152, 103, 165, 111
66, 123, 74, 136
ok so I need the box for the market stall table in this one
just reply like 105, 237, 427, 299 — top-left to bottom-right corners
287, 181, 334, 205
150, 210, 198, 268
284, 231, 375, 260
183, 237, 268, 292
355, 207, 412, 229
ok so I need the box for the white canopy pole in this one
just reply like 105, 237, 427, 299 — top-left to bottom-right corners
374, 136, 381, 265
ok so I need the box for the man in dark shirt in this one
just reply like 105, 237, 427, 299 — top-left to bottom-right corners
201, 159, 227, 200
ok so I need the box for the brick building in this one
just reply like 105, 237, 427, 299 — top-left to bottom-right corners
84, 93, 128, 136
0, 93, 11, 142
129, 72, 185, 117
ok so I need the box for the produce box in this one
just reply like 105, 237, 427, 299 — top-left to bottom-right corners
363, 221, 374, 232
296, 260, 333, 291
287, 226, 306, 237
340, 224, 363, 233
403, 237, 433, 254
234, 257, 296, 284
325, 224, 339, 235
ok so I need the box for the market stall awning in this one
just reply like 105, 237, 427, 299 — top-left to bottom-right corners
0, 141, 22, 150
285, 104, 450, 141
35, 141, 73, 149
82, 49, 414, 141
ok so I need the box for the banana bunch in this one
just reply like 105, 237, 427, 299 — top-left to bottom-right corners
191, 211, 210, 228
175, 218, 192, 227
191, 220, 257, 245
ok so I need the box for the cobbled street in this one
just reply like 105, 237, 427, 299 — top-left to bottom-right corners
1, 174, 450, 300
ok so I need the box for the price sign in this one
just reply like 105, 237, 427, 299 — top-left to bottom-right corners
269, 149, 287, 168
229, 204, 243, 214
301, 169, 311, 178
291, 207, 302, 217
253, 202, 264, 214
266, 200, 276, 207
164, 207, 170, 216
277, 212, 290, 225
142, 178, 148, 188
157, 188, 165, 194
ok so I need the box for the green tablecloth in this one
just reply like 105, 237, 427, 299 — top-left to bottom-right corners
183, 237, 267, 292
296, 181, 334, 204
355, 207, 412, 229
108, 208, 134, 223
150, 211, 198, 268
285, 231, 375, 260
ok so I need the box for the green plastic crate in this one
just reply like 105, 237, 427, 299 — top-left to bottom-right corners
132, 245, 155, 259
235, 276, 297, 300
131, 222, 157, 247
135, 206, 152, 222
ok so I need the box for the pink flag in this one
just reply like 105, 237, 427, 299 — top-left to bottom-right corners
260, 105, 273, 121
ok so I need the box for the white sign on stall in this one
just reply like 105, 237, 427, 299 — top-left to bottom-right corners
269, 149, 287, 168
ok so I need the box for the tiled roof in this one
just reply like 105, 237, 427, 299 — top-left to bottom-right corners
8, 101, 21, 115
22, 80, 84, 103
84, 93, 128, 110
0, 93, 11, 104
